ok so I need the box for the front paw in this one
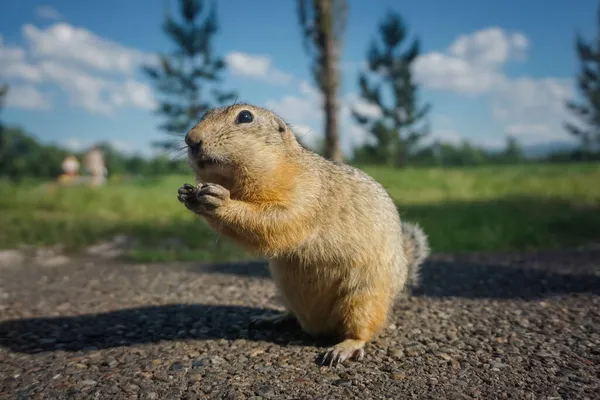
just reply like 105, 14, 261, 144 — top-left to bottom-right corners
196, 183, 230, 213
177, 182, 230, 216
177, 183, 200, 212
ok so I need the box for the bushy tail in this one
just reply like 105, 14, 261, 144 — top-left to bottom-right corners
401, 222, 430, 290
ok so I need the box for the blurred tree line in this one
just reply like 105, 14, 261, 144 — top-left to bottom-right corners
0, 88, 189, 182
0, 126, 190, 182
352, 135, 530, 167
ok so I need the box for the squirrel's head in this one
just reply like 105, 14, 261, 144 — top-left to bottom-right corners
185, 103, 302, 191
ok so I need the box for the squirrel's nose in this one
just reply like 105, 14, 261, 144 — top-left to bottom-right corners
185, 134, 202, 154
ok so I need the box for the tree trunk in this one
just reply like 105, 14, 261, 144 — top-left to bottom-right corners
320, 0, 343, 163
394, 138, 407, 168
323, 87, 343, 162
395, 149, 406, 168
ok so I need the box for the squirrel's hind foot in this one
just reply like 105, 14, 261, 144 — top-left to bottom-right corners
320, 339, 366, 367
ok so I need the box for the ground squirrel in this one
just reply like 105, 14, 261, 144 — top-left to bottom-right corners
177, 103, 430, 367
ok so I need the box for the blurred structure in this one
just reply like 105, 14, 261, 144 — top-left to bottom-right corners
84, 146, 107, 186
58, 155, 80, 185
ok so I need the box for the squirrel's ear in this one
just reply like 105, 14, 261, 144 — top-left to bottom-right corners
272, 115, 294, 141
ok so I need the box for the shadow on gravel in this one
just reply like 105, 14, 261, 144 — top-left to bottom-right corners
412, 259, 600, 300
0, 304, 326, 354
197, 255, 600, 301
192, 260, 272, 279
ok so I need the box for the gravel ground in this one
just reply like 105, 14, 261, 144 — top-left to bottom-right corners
1, 246, 599, 399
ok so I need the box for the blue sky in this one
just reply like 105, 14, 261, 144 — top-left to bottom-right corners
0, 0, 597, 157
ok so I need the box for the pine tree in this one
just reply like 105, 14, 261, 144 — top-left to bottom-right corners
0, 84, 8, 131
142, 0, 236, 150
297, 0, 348, 163
0, 84, 7, 114
352, 10, 430, 167
565, 4, 600, 152
502, 135, 524, 164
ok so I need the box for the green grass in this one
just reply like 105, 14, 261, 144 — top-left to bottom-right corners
1, 163, 599, 263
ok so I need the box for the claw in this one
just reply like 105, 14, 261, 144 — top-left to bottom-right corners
320, 339, 366, 367
355, 348, 365, 361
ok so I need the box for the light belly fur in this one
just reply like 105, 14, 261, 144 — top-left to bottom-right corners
268, 258, 346, 336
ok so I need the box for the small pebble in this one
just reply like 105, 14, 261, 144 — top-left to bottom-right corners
333, 378, 352, 387
169, 361, 184, 371
388, 349, 404, 359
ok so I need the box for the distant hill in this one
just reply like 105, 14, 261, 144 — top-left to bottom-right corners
521, 140, 580, 159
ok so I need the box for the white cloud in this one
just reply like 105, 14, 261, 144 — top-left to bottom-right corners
265, 82, 320, 123
413, 27, 575, 145
4, 84, 51, 110
448, 27, 528, 66
0, 35, 43, 81
120, 80, 156, 110
510, 33, 529, 57
0, 23, 156, 114
490, 77, 574, 143
492, 77, 572, 120
298, 80, 321, 98
413, 27, 531, 95
225, 51, 292, 85
39, 60, 113, 113
413, 52, 502, 95
35, 6, 64, 21
23, 23, 151, 74
347, 96, 382, 119
33, 61, 155, 114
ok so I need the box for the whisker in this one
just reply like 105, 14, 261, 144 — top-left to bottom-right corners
291, 125, 313, 138
160, 137, 186, 145
165, 147, 187, 155
169, 149, 188, 161
165, 130, 187, 138
163, 144, 187, 157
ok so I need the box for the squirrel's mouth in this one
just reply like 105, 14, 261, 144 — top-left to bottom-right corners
195, 157, 219, 169
188, 150, 221, 169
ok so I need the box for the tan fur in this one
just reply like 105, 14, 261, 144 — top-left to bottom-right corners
180, 103, 431, 365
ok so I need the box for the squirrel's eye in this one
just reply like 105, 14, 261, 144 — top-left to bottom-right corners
236, 110, 254, 124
